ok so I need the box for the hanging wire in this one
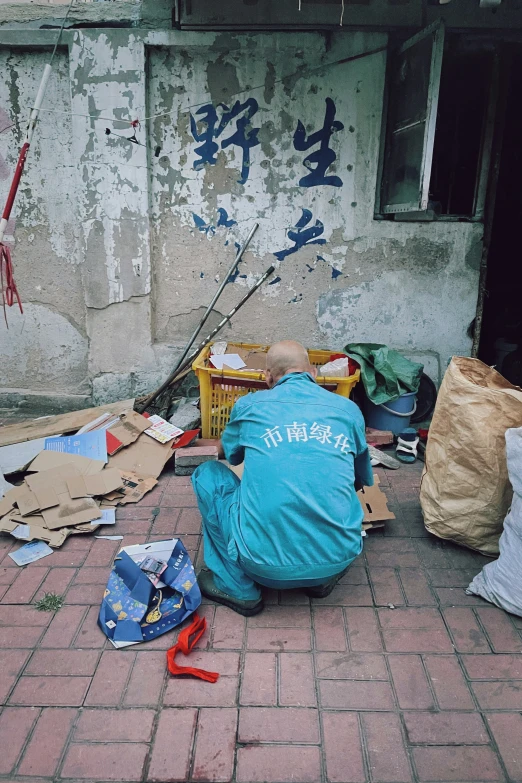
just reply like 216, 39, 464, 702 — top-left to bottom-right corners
35, 45, 386, 130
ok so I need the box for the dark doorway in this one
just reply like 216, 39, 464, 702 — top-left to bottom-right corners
478, 43, 522, 382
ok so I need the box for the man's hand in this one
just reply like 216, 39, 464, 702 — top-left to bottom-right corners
216, 439, 225, 460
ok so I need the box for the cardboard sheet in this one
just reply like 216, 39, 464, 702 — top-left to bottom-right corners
42, 496, 102, 530
108, 434, 174, 479
107, 410, 150, 453
0, 514, 70, 548
103, 471, 157, 505
27, 450, 105, 475
358, 475, 396, 530
0, 436, 61, 475
0, 399, 135, 448
66, 468, 123, 499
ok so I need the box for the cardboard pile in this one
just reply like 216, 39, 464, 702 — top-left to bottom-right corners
0, 400, 200, 556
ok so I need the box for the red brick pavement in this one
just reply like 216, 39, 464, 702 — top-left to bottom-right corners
0, 461, 520, 782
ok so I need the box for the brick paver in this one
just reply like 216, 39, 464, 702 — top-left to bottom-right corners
0, 460, 521, 782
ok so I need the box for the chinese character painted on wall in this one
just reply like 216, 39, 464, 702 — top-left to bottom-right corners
190, 99, 260, 184
273, 208, 326, 262
293, 97, 344, 188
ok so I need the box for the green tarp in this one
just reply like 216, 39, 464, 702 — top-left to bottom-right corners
345, 343, 423, 406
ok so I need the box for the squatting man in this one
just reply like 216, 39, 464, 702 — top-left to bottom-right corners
191, 340, 372, 616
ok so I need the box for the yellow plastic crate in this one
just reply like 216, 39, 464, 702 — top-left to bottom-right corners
192, 342, 360, 439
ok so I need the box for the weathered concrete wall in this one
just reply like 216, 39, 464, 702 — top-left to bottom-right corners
147, 32, 482, 384
0, 29, 482, 406
0, 49, 89, 401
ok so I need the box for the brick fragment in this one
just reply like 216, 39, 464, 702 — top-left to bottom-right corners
192, 707, 237, 782
148, 708, 197, 782
40, 605, 86, 648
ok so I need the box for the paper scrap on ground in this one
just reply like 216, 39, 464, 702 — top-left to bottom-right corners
144, 415, 184, 444
95, 535, 123, 540
91, 508, 116, 526
11, 524, 31, 539
45, 430, 108, 463
9, 540, 54, 566
209, 353, 246, 370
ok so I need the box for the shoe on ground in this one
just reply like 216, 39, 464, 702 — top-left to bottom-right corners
197, 567, 264, 617
304, 567, 349, 599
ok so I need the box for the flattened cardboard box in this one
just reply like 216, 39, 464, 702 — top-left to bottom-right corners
0, 512, 101, 548
102, 471, 157, 505
25, 463, 102, 529
108, 434, 174, 479
27, 450, 105, 475
107, 410, 150, 453
358, 475, 395, 530
66, 468, 123, 499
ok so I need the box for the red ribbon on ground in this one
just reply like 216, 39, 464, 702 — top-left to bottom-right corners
0, 242, 23, 326
166, 612, 219, 682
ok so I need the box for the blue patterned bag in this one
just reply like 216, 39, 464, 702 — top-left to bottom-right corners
98, 538, 201, 647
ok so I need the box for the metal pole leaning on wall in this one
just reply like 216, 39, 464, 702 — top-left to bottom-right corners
170, 222, 258, 375
139, 263, 275, 412
137, 223, 258, 412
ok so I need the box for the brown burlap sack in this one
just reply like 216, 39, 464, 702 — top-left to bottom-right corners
420, 357, 522, 555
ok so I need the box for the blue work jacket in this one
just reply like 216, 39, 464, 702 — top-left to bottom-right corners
221, 372, 373, 581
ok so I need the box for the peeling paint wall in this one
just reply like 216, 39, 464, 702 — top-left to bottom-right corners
148, 32, 482, 385
0, 49, 88, 398
0, 30, 483, 405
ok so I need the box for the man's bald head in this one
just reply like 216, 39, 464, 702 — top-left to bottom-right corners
265, 340, 317, 388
